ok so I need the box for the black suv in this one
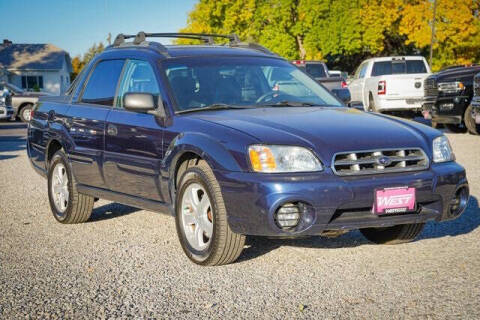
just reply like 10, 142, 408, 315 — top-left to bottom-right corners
469, 72, 480, 132
422, 65, 480, 135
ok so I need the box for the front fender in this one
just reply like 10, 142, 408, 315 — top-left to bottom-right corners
161, 131, 245, 206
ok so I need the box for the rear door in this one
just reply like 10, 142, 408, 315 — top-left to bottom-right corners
67, 59, 125, 188
103, 59, 166, 201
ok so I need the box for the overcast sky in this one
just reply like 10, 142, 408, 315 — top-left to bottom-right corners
0, 0, 197, 57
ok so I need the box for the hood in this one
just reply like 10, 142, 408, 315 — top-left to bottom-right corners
429, 66, 480, 83
189, 107, 438, 166
16, 91, 50, 97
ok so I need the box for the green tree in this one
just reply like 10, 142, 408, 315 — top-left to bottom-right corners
70, 42, 105, 80
181, 0, 480, 72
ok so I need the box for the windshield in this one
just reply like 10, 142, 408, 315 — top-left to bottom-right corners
163, 57, 342, 112
0, 82, 22, 93
305, 64, 327, 78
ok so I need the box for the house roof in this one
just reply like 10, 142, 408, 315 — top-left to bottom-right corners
0, 43, 72, 72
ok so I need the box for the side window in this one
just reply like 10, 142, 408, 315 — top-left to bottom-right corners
81, 59, 124, 106
117, 60, 160, 109
355, 62, 367, 79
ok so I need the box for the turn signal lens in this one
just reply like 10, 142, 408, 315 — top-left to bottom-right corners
248, 145, 323, 173
249, 146, 276, 172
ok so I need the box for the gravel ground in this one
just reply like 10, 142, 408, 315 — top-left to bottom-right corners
0, 121, 479, 319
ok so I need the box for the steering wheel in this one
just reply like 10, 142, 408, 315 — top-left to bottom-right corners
255, 91, 292, 104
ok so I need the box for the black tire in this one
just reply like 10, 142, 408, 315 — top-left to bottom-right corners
47, 150, 94, 224
175, 158, 245, 266
18, 104, 33, 122
445, 123, 467, 133
360, 223, 425, 245
368, 93, 378, 113
465, 105, 479, 135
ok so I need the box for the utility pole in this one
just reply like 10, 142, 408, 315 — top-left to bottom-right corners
429, 0, 437, 67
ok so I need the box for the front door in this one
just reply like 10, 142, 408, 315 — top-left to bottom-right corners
67, 59, 124, 188
103, 59, 166, 201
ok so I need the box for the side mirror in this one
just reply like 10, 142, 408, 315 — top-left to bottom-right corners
124, 92, 156, 113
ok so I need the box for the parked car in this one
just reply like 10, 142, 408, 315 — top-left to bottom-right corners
0, 81, 49, 122
328, 70, 348, 79
470, 72, 480, 130
349, 56, 431, 115
28, 32, 469, 266
291, 60, 350, 103
0, 92, 14, 120
422, 65, 480, 134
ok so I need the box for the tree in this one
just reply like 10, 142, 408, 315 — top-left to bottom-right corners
399, 0, 480, 70
70, 43, 105, 80
180, 0, 480, 72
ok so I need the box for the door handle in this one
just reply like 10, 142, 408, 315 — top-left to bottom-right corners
107, 124, 118, 136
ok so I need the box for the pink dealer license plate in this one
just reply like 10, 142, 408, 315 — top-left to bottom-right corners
374, 187, 416, 215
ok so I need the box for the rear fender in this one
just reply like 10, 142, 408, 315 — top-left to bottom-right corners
44, 122, 75, 169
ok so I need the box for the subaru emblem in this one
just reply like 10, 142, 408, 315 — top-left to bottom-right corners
377, 156, 392, 166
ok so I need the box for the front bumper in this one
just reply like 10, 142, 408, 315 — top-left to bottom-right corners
216, 162, 468, 236
0, 105, 14, 119
422, 95, 469, 124
376, 97, 423, 112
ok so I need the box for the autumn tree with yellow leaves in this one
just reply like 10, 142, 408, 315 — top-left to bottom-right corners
180, 0, 480, 72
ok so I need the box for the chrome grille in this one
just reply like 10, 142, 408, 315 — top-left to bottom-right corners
424, 78, 438, 97
332, 148, 429, 176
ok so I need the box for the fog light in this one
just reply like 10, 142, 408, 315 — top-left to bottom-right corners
274, 202, 305, 230
449, 187, 469, 217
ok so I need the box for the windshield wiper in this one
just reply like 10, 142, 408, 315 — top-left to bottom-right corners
176, 103, 252, 114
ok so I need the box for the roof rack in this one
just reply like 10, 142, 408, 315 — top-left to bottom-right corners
108, 32, 276, 56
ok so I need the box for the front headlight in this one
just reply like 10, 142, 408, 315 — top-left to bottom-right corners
432, 135, 454, 163
248, 145, 323, 173
437, 81, 464, 93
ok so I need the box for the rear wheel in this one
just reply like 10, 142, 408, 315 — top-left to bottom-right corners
48, 150, 94, 223
175, 159, 245, 266
360, 223, 425, 245
445, 123, 467, 133
19, 104, 33, 122
465, 105, 479, 135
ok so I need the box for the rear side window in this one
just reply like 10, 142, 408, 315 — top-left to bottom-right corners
81, 60, 124, 106
305, 64, 326, 78
372, 60, 428, 76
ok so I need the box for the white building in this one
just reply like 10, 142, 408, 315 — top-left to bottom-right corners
0, 39, 72, 95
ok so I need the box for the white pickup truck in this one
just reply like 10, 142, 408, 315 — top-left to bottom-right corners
348, 56, 431, 114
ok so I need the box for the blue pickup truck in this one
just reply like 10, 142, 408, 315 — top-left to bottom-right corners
27, 32, 469, 266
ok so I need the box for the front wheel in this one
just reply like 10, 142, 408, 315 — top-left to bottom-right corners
360, 223, 425, 245
465, 105, 479, 135
175, 159, 245, 266
48, 150, 94, 223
